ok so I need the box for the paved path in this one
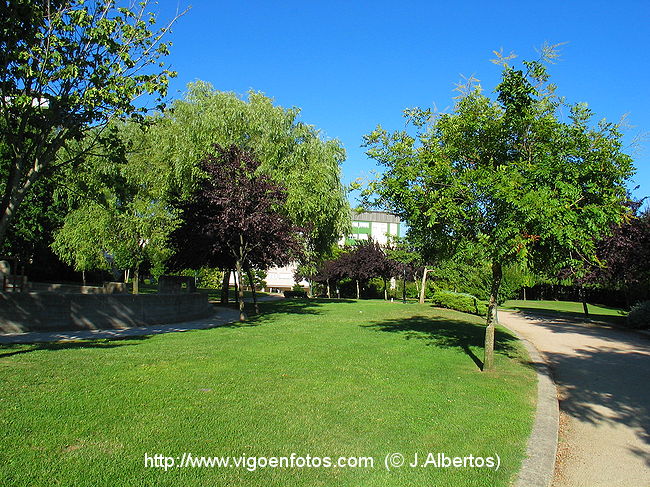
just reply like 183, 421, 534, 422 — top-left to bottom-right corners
499, 310, 650, 487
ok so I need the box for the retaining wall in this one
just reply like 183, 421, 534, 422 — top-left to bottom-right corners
0, 292, 211, 333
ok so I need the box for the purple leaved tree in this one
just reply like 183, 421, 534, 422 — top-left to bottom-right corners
171, 145, 303, 320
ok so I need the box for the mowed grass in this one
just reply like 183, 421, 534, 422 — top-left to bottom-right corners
502, 299, 627, 326
0, 300, 535, 487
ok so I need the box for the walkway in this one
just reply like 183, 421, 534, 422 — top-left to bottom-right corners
499, 310, 650, 487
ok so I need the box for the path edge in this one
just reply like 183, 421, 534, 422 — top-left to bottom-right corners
501, 313, 559, 487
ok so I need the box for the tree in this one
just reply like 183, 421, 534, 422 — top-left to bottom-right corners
148, 82, 350, 259
0, 0, 184, 248
51, 122, 179, 292
591, 202, 650, 305
170, 145, 303, 321
332, 239, 395, 299
365, 45, 634, 370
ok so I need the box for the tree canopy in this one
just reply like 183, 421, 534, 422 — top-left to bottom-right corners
171, 144, 303, 320
0, 0, 183, 247
148, 81, 350, 257
364, 46, 635, 370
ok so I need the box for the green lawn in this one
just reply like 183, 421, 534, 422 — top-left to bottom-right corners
502, 299, 627, 326
0, 300, 535, 486
138, 282, 269, 302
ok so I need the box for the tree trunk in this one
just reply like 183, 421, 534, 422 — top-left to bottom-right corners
383, 277, 388, 300
523, 287, 527, 301
579, 284, 590, 319
220, 270, 230, 304
356, 279, 360, 300
419, 267, 429, 304
247, 268, 259, 314
483, 262, 503, 372
235, 259, 246, 321
326, 279, 331, 299
402, 267, 407, 303
236, 234, 246, 321
132, 266, 140, 295
0, 158, 44, 249
82, 270, 86, 287
124, 269, 130, 284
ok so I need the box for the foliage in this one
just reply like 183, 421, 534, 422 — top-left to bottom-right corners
592, 204, 650, 292
150, 82, 350, 257
51, 122, 179, 277
329, 239, 399, 298
626, 301, 650, 330
0, 0, 183, 247
431, 290, 488, 317
175, 267, 225, 289
170, 145, 303, 319
364, 46, 635, 369
171, 145, 302, 271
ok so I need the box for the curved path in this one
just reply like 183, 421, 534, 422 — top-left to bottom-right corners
499, 310, 650, 487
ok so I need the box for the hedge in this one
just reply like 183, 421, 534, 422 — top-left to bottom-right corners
430, 290, 488, 317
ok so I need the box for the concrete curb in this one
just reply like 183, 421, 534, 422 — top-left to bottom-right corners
500, 315, 559, 487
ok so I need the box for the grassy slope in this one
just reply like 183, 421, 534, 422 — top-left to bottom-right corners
0, 300, 535, 487
502, 299, 627, 326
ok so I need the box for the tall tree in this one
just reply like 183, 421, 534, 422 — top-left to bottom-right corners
51, 122, 179, 292
148, 82, 350, 259
365, 46, 634, 370
0, 0, 184, 247
171, 145, 303, 321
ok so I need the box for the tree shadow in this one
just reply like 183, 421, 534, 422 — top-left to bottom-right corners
215, 298, 352, 327
509, 311, 647, 349
502, 311, 650, 462
362, 314, 522, 371
0, 335, 152, 359
507, 305, 627, 327
546, 345, 650, 460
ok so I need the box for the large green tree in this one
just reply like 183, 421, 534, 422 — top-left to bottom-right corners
0, 0, 184, 248
149, 81, 350, 259
51, 122, 179, 292
364, 47, 634, 370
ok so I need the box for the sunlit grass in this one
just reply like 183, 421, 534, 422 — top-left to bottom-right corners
0, 300, 535, 486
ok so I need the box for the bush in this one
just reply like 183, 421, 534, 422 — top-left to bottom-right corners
627, 301, 650, 329
430, 290, 488, 317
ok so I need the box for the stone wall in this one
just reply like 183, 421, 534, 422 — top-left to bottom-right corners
0, 293, 212, 333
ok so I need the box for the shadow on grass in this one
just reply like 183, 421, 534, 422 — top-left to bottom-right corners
0, 335, 152, 359
363, 314, 521, 371
214, 298, 356, 327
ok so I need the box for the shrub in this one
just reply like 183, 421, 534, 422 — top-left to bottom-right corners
627, 301, 650, 329
430, 290, 488, 317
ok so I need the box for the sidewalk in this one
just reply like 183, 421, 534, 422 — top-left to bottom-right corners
499, 310, 650, 487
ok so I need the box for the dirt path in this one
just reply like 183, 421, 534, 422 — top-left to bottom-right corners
499, 310, 650, 487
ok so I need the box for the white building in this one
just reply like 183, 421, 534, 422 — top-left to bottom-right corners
264, 211, 400, 293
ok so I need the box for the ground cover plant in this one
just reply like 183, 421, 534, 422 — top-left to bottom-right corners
502, 299, 627, 326
0, 300, 535, 486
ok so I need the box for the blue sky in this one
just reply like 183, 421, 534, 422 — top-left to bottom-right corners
157, 0, 650, 204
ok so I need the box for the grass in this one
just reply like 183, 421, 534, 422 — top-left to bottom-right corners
0, 300, 535, 486
502, 299, 628, 326
137, 282, 269, 302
